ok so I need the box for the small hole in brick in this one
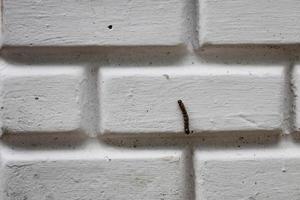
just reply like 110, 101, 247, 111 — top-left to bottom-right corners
35, 97, 39, 100
108, 25, 113, 30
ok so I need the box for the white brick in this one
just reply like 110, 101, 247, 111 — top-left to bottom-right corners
99, 65, 284, 135
199, 0, 300, 46
0, 65, 85, 135
2, 0, 187, 46
0, 145, 185, 200
292, 65, 300, 132
194, 148, 300, 200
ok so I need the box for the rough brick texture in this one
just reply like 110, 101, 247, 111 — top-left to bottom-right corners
194, 147, 300, 200
1, 0, 300, 200
0, 63, 85, 135
0, 143, 185, 200
99, 65, 284, 134
2, 0, 189, 46
198, 0, 300, 46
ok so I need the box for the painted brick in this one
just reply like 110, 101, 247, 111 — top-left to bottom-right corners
2, 0, 188, 46
99, 65, 284, 135
0, 144, 185, 200
194, 148, 300, 200
198, 0, 300, 46
292, 65, 300, 132
0, 64, 85, 135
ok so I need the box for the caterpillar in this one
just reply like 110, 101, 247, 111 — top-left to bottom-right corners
177, 100, 190, 134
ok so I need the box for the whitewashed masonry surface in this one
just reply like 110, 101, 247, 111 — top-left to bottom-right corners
1, 0, 300, 200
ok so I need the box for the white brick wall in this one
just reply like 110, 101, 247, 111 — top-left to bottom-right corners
2, 0, 189, 46
1, 0, 300, 199
99, 65, 284, 134
0, 64, 85, 135
194, 147, 300, 200
198, 0, 300, 46
0, 142, 185, 200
